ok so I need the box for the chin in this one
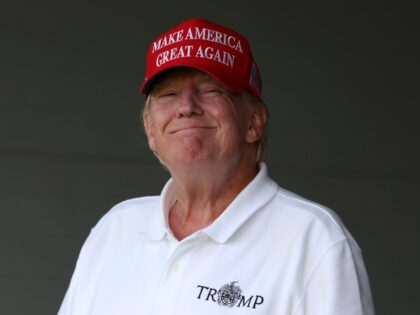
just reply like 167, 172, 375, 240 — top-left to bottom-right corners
156, 139, 220, 166
164, 151, 215, 168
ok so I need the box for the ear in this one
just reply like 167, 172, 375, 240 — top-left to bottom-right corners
142, 111, 157, 151
246, 103, 268, 144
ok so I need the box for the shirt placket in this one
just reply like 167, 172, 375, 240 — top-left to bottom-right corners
151, 233, 198, 315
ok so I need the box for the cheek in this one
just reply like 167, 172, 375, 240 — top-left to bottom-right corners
206, 102, 251, 136
149, 107, 173, 133
143, 118, 156, 151
204, 101, 233, 123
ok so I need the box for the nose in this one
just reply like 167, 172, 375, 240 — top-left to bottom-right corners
176, 86, 203, 118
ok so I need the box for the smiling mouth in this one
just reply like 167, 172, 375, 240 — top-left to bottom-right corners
170, 126, 215, 134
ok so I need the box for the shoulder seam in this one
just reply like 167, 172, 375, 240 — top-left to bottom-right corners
92, 196, 159, 230
275, 189, 346, 235
292, 238, 349, 315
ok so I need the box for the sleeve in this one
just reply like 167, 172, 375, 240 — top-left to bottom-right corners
57, 228, 97, 315
293, 239, 375, 315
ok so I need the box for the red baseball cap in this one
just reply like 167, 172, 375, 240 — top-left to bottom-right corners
140, 18, 262, 97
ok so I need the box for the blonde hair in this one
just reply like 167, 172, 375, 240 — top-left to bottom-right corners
239, 90, 270, 162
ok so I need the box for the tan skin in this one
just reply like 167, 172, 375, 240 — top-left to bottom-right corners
143, 69, 267, 240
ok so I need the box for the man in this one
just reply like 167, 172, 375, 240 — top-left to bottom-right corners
58, 18, 375, 314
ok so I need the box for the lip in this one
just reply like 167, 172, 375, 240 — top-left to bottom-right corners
169, 126, 216, 134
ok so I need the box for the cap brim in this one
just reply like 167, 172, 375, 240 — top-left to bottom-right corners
140, 62, 243, 96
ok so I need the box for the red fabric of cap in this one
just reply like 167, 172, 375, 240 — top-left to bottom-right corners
140, 18, 262, 97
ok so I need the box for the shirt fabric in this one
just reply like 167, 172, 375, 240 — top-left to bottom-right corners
58, 163, 375, 315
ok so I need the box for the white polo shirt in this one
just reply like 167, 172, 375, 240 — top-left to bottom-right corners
58, 164, 375, 315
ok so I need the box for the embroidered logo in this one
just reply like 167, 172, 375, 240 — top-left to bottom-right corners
217, 282, 242, 307
196, 282, 264, 309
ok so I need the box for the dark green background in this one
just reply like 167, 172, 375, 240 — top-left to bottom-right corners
1, 1, 418, 314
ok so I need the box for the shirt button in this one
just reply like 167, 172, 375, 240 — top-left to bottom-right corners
171, 263, 180, 273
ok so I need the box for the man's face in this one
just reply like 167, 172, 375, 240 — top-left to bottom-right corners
143, 69, 262, 170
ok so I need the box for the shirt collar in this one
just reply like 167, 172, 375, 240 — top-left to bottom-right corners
138, 179, 175, 241
139, 163, 278, 243
201, 163, 278, 243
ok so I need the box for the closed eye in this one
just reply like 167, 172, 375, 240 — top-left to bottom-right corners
157, 90, 178, 98
200, 89, 222, 96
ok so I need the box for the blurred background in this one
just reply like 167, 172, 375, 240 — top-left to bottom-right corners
1, 0, 418, 314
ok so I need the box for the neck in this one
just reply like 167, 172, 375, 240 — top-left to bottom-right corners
167, 160, 258, 240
